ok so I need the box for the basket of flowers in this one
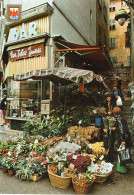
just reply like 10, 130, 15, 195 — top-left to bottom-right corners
72, 171, 95, 195
88, 161, 113, 184
47, 163, 73, 189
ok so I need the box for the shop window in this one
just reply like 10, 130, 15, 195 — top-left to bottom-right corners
128, 56, 131, 67
109, 3, 116, 12
109, 19, 116, 30
42, 80, 50, 100
110, 56, 117, 67
6, 80, 41, 119
110, 38, 116, 49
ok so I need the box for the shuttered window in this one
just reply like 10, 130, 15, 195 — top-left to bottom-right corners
109, 19, 116, 30
110, 38, 116, 48
128, 56, 131, 66
109, 3, 116, 12
110, 56, 117, 67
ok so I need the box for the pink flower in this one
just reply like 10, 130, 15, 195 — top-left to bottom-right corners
43, 160, 48, 165
41, 152, 45, 156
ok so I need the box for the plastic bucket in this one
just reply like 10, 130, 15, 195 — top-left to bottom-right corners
95, 117, 102, 127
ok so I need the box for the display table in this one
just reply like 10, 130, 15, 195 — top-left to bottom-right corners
6, 117, 41, 131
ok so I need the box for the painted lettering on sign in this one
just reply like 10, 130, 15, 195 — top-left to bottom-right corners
8, 43, 44, 61
10, 22, 38, 41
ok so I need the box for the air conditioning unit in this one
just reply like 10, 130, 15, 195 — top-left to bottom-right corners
59, 56, 65, 68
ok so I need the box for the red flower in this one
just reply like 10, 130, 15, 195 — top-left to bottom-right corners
19, 155, 23, 159
42, 160, 48, 165
37, 156, 43, 161
25, 149, 28, 154
3, 153, 8, 157
33, 152, 38, 157
13, 151, 18, 157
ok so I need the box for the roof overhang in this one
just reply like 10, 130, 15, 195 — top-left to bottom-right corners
54, 39, 113, 73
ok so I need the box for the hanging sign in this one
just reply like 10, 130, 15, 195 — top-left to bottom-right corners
7, 4, 22, 22
8, 43, 44, 61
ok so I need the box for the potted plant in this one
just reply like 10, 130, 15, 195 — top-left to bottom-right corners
15, 165, 33, 180
28, 156, 49, 181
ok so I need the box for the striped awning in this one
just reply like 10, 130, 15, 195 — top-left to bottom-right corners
14, 67, 108, 88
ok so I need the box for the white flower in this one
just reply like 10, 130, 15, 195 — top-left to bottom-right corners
34, 139, 38, 144
8, 151, 11, 156
78, 120, 82, 125
17, 144, 21, 150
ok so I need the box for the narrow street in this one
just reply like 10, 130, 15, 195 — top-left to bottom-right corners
0, 126, 134, 195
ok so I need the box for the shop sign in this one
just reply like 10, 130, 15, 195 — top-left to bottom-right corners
8, 43, 44, 61
10, 22, 38, 41
6, 4, 22, 22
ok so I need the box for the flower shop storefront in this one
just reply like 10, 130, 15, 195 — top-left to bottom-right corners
0, 67, 117, 194
2, 3, 53, 130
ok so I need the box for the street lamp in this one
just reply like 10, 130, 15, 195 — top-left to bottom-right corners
115, 8, 129, 26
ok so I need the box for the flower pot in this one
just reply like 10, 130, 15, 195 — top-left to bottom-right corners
3, 168, 8, 173
30, 174, 42, 182
8, 169, 15, 176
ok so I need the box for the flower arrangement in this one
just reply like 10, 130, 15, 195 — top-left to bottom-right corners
89, 142, 108, 158
67, 153, 91, 169
48, 163, 74, 177
72, 171, 94, 185
88, 161, 113, 175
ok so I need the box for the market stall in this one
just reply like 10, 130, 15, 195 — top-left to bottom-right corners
0, 134, 114, 194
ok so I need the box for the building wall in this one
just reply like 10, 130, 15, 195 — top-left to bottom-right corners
4, 16, 50, 79
109, 0, 130, 68
51, 0, 96, 45
96, 0, 110, 51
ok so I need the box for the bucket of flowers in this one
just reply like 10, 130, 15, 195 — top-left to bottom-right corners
67, 153, 91, 174
72, 170, 95, 195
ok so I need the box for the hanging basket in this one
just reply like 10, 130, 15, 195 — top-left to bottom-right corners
72, 180, 94, 195
48, 167, 72, 189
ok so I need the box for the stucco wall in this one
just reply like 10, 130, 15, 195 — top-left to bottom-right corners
51, 0, 96, 45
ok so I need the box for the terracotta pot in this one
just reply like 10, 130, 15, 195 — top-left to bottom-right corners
3, 168, 8, 173
8, 169, 15, 176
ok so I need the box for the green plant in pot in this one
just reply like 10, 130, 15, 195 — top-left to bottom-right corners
15, 164, 33, 180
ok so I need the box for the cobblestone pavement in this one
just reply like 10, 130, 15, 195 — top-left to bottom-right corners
0, 126, 134, 194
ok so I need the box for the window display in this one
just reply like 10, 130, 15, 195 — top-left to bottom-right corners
6, 80, 41, 119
